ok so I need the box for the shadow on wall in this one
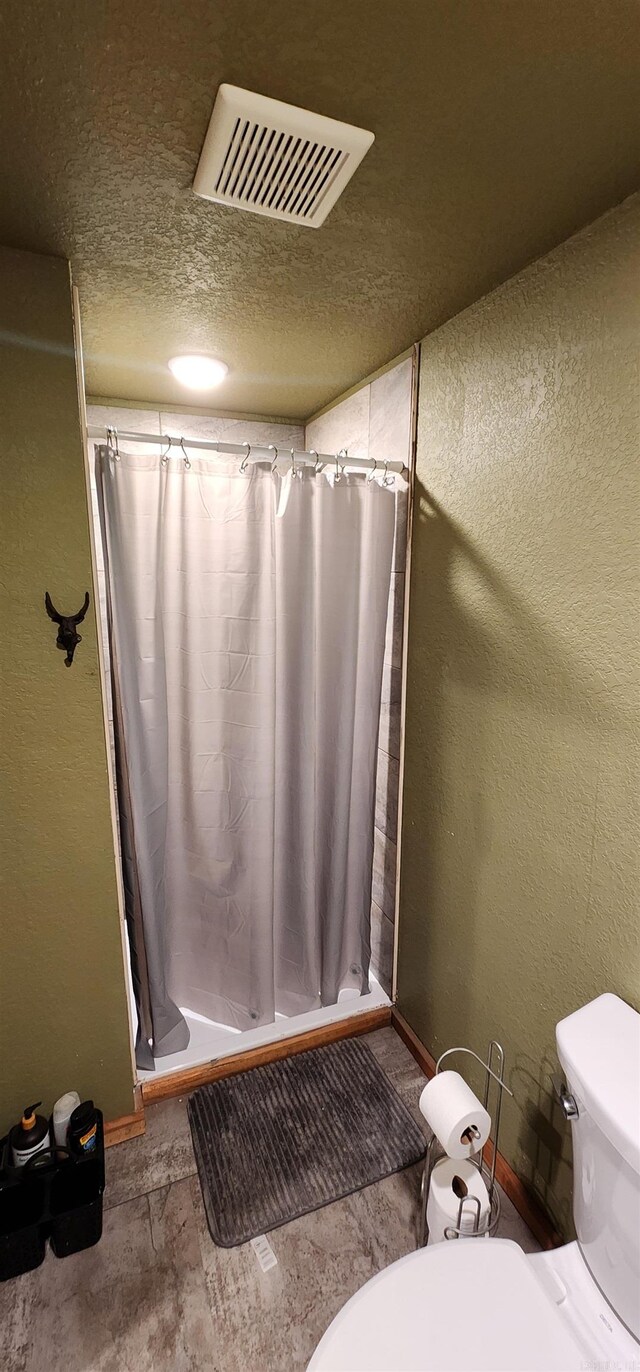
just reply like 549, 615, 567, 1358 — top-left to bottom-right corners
414, 485, 625, 720
399, 479, 628, 1235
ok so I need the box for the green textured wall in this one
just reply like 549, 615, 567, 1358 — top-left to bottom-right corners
398, 195, 640, 1236
0, 246, 134, 1133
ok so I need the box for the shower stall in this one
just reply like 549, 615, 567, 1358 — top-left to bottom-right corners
87, 354, 414, 1083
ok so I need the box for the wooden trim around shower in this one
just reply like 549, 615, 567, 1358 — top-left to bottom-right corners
391, 1008, 563, 1253
140, 1005, 392, 1105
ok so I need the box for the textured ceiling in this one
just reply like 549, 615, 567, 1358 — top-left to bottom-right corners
1, 0, 638, 419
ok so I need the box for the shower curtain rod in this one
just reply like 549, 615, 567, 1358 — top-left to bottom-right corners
88, 426, 406, 474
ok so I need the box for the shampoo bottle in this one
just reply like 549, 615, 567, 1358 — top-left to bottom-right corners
9, 1103, 51, 1168
68, 1100, 99, 1156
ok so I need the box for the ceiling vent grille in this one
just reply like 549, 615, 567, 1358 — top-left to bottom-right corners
193, 85, 374, 228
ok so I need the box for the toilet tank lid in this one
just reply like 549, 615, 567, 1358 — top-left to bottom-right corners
556, 993, 640, 1175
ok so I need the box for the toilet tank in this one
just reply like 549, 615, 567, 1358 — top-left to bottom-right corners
556, 993, 640, 1341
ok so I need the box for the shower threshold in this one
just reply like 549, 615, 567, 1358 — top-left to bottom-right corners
136, 977, 390, 1085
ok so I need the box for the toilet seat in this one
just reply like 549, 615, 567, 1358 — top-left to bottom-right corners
308, 1239, 585, 1372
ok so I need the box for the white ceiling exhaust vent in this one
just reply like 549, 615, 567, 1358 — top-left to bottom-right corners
193, 85, 374, 229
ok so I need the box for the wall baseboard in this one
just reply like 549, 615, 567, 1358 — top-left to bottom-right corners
141, 1006, 392, 1106
104, 1107, 145, 1148
391, 1008, 562, 1251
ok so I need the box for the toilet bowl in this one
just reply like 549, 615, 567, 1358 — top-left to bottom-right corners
309, 993, 640, 1372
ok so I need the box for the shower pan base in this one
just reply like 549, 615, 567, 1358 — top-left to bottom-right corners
136, 978, 391, 1088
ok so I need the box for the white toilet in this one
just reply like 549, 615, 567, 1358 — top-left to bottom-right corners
309, 993, 640, 1371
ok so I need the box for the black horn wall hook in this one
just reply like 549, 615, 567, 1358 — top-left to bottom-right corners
45, 590, 90, 666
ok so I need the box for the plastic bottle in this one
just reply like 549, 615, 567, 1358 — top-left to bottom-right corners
68, 1100, 99, 1156
9, 1102, 51, 1168
52, 1091, 81, 1149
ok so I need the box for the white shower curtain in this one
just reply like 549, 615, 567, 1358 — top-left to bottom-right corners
97, 446, 396, 1067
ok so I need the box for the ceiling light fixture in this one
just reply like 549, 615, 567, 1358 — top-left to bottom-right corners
168, 355, 228, 390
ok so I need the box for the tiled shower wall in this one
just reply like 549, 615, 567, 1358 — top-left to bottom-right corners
306, 352, 415, 995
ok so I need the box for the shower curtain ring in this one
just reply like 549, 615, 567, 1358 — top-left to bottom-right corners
310, 449, 321, 475
107, 427, 120, 460
382, 460, 394, 487
335, 451, 344, 483
367, 456, 377, 483
290, 447, 297, 478
160, 437, 172, 466
180, 437, 191, 471
269, 444, 279, 472
240, 442, 251, 474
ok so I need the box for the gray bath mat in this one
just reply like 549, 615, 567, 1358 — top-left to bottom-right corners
188, 1035, 426, 1247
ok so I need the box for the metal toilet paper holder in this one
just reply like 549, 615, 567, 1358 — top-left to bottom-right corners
418, 1040, 513, 1247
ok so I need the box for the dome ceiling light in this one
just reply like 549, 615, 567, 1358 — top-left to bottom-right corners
168, 355, 228, 390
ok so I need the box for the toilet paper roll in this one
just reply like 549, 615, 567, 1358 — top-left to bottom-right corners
419, 1071, 491, 1159
426, 1156, 490, 1245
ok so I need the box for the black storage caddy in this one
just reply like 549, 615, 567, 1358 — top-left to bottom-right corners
0, 1109, 104, 1281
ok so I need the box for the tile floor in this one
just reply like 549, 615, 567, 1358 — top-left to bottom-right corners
1, 1028, 540, 1372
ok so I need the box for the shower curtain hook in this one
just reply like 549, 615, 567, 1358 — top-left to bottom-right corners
269, 444, 279, 473
310, 449, 321, 475
382, 460, 394, 487
239, 442, 251, 474
160, 437, 172, 466
107, 426, 120, 460
367, 456, 377, 483
180, 437, 191, 471
335, 451, 345, 483
290, 447, 297, 479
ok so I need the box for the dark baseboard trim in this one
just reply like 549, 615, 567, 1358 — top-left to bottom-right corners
141, 1005, 392, 1106
391, 1007, 562, 1251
